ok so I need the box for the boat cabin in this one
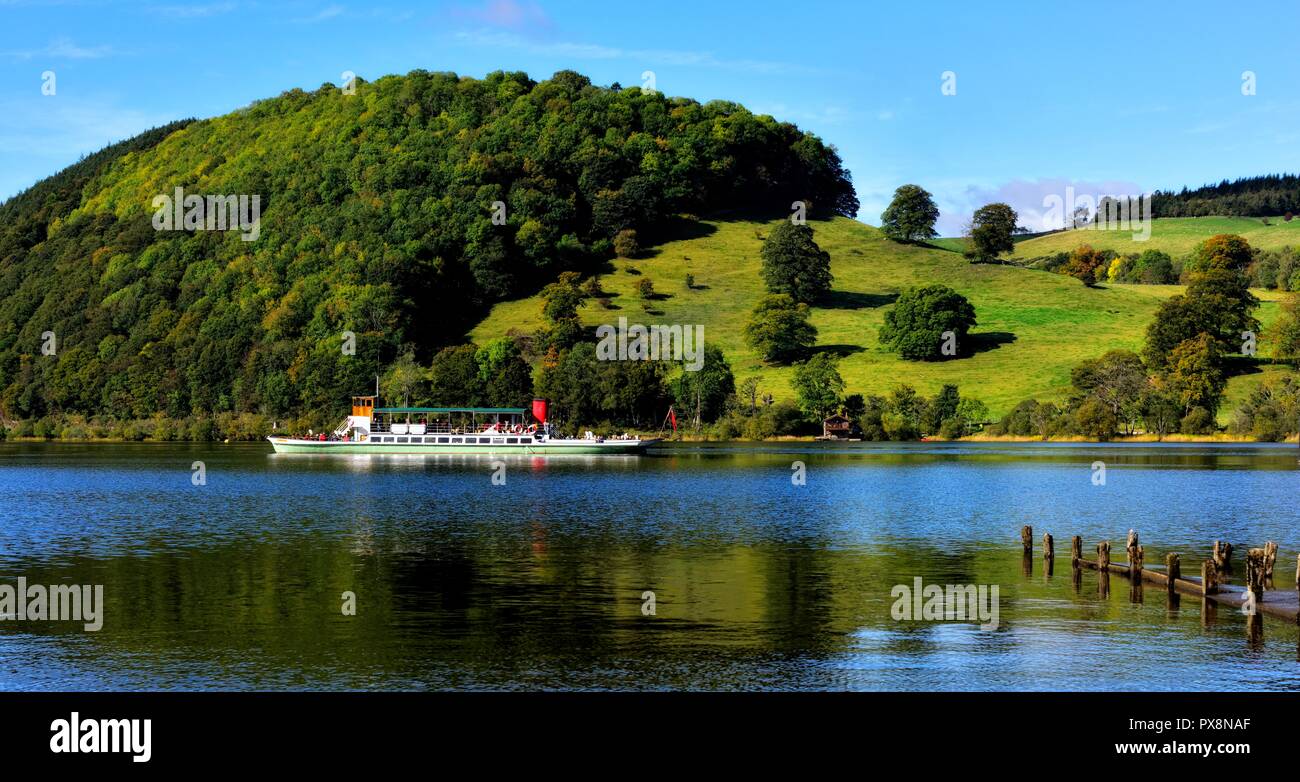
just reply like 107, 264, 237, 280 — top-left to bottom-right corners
370, 406, 530, 435
331, 398, 545, 445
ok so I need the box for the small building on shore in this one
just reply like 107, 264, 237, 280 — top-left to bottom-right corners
821, 414, 854, 440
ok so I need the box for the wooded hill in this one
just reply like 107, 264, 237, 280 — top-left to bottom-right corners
0, 70, 857, 423
1150, 174, 1300, 218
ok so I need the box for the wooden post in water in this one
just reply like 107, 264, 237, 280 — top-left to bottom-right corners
1043, 533, 1054, 576
1098, 541, 1111, 570
1202, 559, 1219, 595
1247, 550, 1265, 648
1247, 549, 1266, 604
1166, 553, 1180, 598
1021, 526, 1033, 556
1213, 540, 1233, 574
1263, 541, 1278, 581
1071, 536, 1082, 568
1126, 530, 1143, 582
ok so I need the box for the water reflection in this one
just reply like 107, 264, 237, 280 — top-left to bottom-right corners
1, 441, 1299, 691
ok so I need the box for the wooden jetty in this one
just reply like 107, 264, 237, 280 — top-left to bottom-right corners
1018, 525, 1300, 626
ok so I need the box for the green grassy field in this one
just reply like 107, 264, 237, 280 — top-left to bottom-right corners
1010, 216, 1300, 260
471, 215, 1292, 420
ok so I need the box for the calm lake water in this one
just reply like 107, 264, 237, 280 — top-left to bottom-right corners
2, 440, 1299, 691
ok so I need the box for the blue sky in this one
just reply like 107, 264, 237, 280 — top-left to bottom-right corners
3, 0, 1299, 234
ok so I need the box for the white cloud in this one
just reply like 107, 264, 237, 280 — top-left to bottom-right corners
932, 177, 1147, 236
4, 37, 113, 60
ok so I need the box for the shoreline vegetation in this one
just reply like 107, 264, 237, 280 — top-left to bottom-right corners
1, 415, 1294, 446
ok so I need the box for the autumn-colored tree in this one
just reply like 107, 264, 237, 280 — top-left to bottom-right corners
1186, 234, 1253, 274
1061, 244, 1108, 286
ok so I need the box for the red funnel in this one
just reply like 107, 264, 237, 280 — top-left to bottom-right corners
531, 398, 548, 425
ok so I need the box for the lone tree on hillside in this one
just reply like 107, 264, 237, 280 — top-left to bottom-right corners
743, 293, 818, 364
614, 229, 640, 258
760, 222, 832, 304
880, 184, 940, 243
964, 203, 1019, 263
879, 284, 977, 361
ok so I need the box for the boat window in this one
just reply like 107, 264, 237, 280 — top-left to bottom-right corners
522, 438, 532, 444
507, 437, 518, 444
451, 437, 462, 443
437, 437, 449, 444
478, 437, 491, 444
397, 437, 409, 443
492, 438, 504, 444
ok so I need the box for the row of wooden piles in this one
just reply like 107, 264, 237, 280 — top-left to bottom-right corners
1019, 525, 1300, 646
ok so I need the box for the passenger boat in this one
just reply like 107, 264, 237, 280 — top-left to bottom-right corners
266, 397, 659, 455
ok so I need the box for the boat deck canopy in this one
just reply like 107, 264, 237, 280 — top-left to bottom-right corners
373, 407, 527, 415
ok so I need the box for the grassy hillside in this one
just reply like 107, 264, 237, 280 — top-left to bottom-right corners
1011, 216, 1300, 260
474, 217, 1136, 417
473, 215, 1292, 420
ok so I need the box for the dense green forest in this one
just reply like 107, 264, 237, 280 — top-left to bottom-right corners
1150, 174, 1300, 217
0, 69, 857, 429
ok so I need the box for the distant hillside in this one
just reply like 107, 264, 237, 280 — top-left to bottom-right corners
0, 69, 857, 422
474, 215, 1287, 419
1011, 216, 1300, 261
1151, 174, 1300, 217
